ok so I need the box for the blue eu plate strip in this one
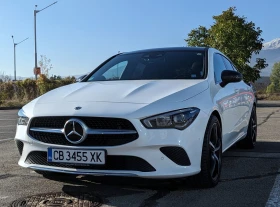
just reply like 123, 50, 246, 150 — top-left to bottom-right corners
47, 148, 52, 162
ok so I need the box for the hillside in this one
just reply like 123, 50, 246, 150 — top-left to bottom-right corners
251, 38, 280, 76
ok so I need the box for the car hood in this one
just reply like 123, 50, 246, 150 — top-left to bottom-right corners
23, 80, 208, 118
36, 80, 208, 104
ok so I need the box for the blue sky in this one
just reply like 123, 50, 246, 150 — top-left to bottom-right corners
1, 0, 280, 78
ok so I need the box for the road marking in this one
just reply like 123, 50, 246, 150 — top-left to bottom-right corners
0, 138, 14, 142
266, 170, 280, 206
0, 196, 9, 199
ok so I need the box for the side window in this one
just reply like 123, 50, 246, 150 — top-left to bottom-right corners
102, 61, 128, 80
222, 57, 234, 71
214, 54, 226, 83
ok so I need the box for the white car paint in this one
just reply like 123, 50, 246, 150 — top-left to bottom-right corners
15, 47, 256, 179
33, 79, 208, 104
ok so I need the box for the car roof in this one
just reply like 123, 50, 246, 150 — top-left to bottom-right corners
120, 47, 209, 55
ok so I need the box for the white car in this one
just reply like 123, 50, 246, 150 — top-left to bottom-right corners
15, 47, 257, 187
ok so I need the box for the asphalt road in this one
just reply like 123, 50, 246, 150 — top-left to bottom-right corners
0, 107, 280, 207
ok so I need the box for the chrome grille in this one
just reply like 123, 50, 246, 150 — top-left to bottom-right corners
29, 116, 136, 130
29, 117, 138, 146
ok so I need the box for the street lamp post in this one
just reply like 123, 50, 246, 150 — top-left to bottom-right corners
34, 1, 57, 80
11, 36, 29, 81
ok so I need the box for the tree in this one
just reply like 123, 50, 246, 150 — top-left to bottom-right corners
185, 7, 267, 82
266, 62, 280, 94
185, 26, 209, 47
0, 71, 12, 82
50, 75, 62, 80
38, 55, 53, 77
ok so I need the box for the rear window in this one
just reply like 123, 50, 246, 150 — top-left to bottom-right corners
86, 51, 206, 81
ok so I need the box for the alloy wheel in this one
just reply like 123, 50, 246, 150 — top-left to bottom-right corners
209, 123, 222, 180
251, 108, 257, 144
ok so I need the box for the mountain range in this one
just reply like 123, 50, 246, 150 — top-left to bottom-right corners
251, 38, 280, 76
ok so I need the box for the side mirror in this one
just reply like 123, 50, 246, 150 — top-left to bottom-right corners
220, 70, 242, 87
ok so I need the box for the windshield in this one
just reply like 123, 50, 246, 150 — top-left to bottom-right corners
86, 50, 206, 81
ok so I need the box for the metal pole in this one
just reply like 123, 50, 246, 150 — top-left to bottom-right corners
11, 36, 28, 81
34, 10, 37, 80
14, 44, 16, 81
33, 2, 57, 80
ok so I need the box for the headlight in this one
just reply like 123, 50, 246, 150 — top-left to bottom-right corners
17, 109, 29, 126
141, 108, 200, 130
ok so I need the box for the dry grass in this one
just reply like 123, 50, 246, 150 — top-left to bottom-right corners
0, 74, 76, 108
0, 100, 28, 108
265, 94, 280, 100
256, 92, 280, 100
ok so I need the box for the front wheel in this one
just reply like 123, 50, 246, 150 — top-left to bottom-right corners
190, 115, 222, 188
238, 106, 257, 149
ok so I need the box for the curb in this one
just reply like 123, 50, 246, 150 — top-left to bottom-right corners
0, 107, 22, 110
257, 101, 280, 108
257, 103, 280, 108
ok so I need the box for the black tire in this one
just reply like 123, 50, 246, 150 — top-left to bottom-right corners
189, 115, 222, 188
238, 106, 257, 149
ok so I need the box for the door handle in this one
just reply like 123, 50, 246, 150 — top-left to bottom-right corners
234, 89, 240, 93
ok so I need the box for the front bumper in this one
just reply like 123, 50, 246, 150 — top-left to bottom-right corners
15, 111, 209, 179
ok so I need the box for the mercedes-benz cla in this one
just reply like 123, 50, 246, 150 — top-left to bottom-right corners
15, 47, 257, 187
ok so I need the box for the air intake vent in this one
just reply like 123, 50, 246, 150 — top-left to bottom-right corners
160, 147, 190, 166
15, 140, 24, 156
25, 151, 156, 172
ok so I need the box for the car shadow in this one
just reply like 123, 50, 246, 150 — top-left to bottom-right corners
227, 140, 280, 153
42, 174, 195, 206
41, 141, 280, 206
43, 173, 194, 191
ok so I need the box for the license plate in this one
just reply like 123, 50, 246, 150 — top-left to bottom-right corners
47, 148, 106, 165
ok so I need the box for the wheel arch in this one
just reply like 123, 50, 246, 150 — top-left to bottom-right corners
210, 110, 222, 132
200, 109, 223, 153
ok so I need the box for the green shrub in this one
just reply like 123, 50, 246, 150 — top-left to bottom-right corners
36, 74, 75, 95
266, 83, 276, 94
0, 81, 14, 100
0, 75, 76, 106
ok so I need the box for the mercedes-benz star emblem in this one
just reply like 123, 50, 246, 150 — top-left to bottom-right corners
63, 119, 87, 144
